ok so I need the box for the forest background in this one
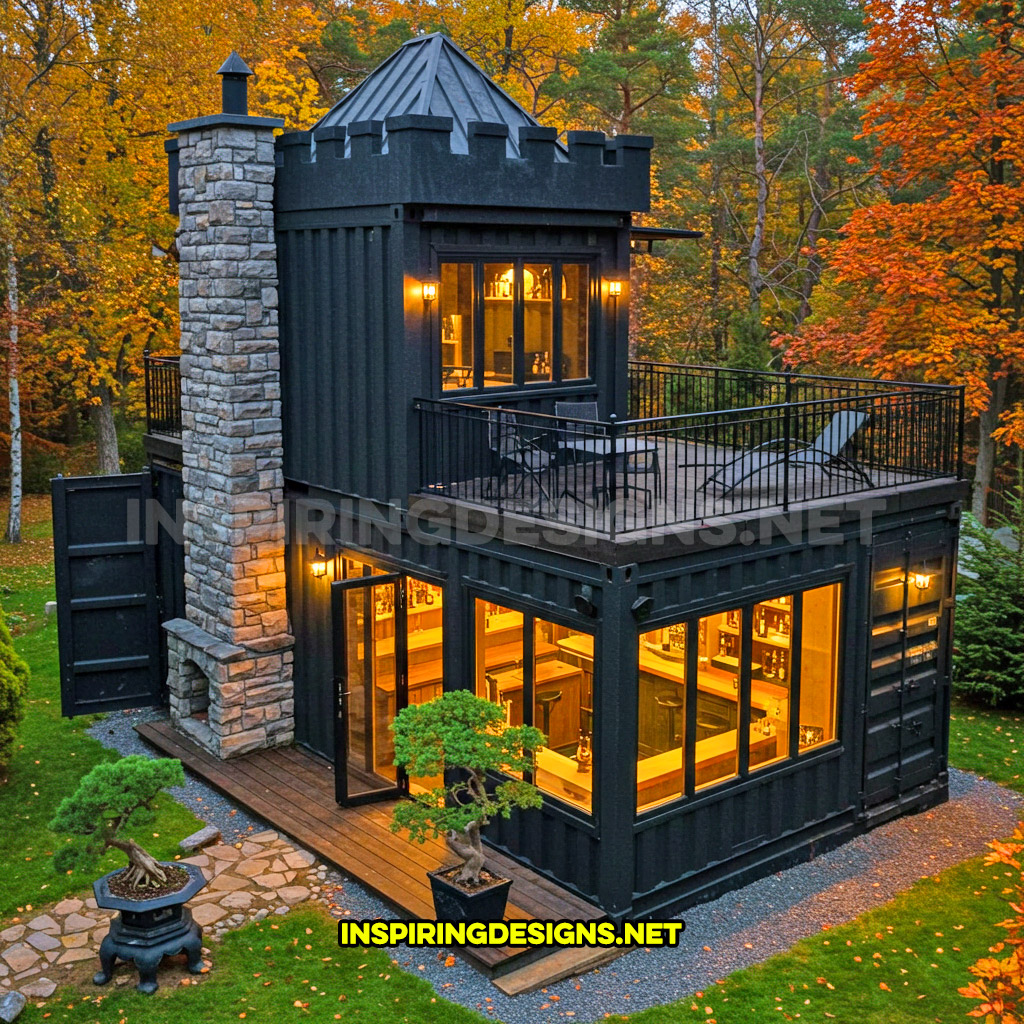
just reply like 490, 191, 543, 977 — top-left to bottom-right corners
2, 0, 1023, 542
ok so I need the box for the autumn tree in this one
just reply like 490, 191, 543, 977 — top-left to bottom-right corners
1, 0, 332, 498
787, 0, 1024, 519
701, 0, 867, 341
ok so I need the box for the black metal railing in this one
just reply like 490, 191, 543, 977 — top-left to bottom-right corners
627, 360, 944, 419
415, 365, 965, 539
144, 351, 182, 438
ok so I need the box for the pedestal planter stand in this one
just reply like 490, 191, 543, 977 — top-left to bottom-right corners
92, 862, 207, 994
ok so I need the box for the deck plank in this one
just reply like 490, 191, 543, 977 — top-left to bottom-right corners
137, 720, 605, 977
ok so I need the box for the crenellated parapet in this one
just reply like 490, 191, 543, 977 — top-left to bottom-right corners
273, 117, 653, 215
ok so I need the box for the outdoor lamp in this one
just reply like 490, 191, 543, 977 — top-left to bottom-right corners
606, 279, 623, 297
310, 549, 328, 579
573, 584, 597, 617
421, 278, 438, 303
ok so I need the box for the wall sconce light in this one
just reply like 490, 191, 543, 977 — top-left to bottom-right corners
606, 279, 623, 298
573, 584, 597, 617
310, 548, 328, 579
421, 278, 439, 303
911, 571, 932, 591
631, 595, 653, 622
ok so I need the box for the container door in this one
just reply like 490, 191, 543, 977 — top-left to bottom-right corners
331, 573, 407, 805
864, 534, 949, 808
51, 473, 164, 716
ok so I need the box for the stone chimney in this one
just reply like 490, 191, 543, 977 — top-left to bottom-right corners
163, 55, 294, 758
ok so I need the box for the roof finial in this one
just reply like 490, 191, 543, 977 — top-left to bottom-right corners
217, 52, 253, 116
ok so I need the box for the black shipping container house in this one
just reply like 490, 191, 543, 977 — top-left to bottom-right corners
54, 37, 968, 923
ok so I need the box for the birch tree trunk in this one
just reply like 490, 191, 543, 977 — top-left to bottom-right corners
4, 241, 21, 544
91, 383, 120, 475
747, 1, 768, 319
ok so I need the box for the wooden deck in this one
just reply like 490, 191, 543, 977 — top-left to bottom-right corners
428, 437, 925, 537
137, 719, 606, 981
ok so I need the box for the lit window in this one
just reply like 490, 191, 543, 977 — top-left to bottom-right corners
439, 259, 590, 391
473, 599, 594, 813
750, 596, 792, 771
440, 263, 475, 390
799, 584, 840, 751
637, 622, 686, 811
695, 609, 740, 790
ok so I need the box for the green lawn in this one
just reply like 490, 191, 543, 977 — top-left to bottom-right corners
949, 697, 1024, 794
623, 853, 1011, 1023
0, 498, 204, 915
18, 905, 487, 1024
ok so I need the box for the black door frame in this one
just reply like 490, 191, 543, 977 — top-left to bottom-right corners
331, 572, 408, 805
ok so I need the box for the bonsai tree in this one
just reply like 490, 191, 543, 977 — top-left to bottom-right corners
0, 603, 29, 784
390, 690, 545, 886
50, 755, 186, 889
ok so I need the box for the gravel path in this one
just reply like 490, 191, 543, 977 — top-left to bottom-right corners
92, 711, 1024, 1024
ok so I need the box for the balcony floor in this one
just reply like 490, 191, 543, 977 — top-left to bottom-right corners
420, 438, 940, 538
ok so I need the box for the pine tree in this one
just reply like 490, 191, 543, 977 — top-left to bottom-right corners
953, 484, 1024, 707
50, 755, 185, 888
0, 601, 29, 783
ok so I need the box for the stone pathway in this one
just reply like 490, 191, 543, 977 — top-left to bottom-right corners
0, 829, 331, 1003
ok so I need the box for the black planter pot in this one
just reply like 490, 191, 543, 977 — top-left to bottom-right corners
92, 861, 207, 994
428, 867, 512, 922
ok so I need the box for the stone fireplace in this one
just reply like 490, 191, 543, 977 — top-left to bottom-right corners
162, 53, 294, 759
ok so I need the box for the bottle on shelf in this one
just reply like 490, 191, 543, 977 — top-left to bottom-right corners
778, 651, 787, 682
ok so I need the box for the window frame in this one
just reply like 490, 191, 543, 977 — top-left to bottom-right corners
434, 252, 597, 395
634, 578, 846, 819
469, 590, 597, 820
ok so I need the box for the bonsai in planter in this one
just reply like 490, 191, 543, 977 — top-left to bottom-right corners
50, 755, 187, 890
49, 755, 207, 993
390, 690, 545, 921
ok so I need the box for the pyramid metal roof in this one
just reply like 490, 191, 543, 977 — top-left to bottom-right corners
315, 33, 546, 158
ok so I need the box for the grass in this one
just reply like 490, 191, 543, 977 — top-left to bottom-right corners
623, 852, 1012, 1023
949, 696, 1024, 795
0, 496, 205, 916
18, 905, 487, 1024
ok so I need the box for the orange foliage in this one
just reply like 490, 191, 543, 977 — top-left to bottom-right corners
959, 822, 1024, 1023
784, 0, 1024, 444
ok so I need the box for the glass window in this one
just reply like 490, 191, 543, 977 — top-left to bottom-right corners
634, 583, 843, 812
695, 609, 740, 789
800, 583, 840, 751
438, 258, 591, 391
533, 618, 593, 813
637, 623, 686, 811
524, 263, 553, 382
440, 263, 474, 390
473, 599, 594, 813
750, 596, 792, 771
561, 265, 589, 380
483, 262, 515, 387
474, 599, 524, 716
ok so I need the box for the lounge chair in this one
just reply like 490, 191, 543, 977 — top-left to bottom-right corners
487, 409, 555, 511
702, 409, 872, 497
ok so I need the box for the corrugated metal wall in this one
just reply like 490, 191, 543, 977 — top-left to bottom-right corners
278, 222, 406, 500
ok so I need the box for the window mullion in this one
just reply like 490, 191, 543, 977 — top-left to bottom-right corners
684, 619, 697, 798
738, 606, 752, 777
513, 258, 525, 386
473, 261, 484, 391
553, 260, 564, 383
790, 592, 804, 755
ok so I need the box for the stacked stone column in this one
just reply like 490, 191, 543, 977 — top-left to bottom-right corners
164, 100, 295, 759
